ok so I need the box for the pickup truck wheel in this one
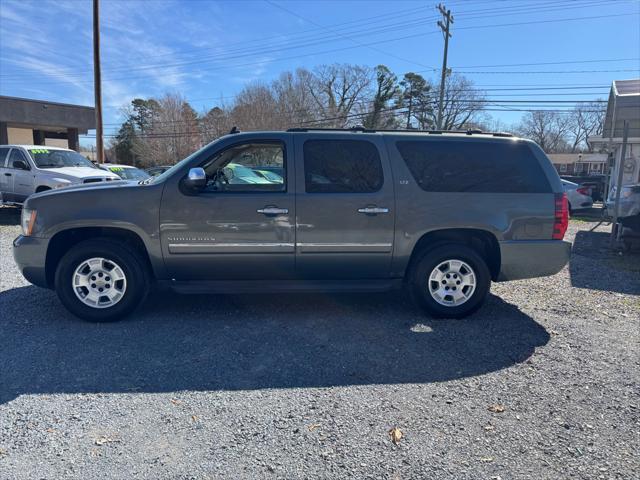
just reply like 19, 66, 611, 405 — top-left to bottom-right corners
54, 239, 149, 322
410, 244, 491, 319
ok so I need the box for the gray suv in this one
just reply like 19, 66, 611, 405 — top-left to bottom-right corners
13, 128, 571, 322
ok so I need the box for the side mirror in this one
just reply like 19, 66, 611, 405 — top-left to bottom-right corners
184, 167, 206, 192
13, 160, 29, 170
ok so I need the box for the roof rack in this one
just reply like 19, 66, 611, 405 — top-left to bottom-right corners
286, 127, 513, 137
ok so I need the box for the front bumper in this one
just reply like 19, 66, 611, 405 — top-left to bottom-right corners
497, 240, 571, 281
13, 235, 50, 288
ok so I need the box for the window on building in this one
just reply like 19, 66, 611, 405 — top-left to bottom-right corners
559, 163, 568, 172
304, 140, 384, 193
396, 140, 552, 193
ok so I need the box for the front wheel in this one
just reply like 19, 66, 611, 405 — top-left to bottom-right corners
55, 239, 149, 322
409, 244, 491, 319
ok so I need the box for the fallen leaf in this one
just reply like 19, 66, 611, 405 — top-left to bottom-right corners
488, 404, 506, 413
191, 415, 198, 422
308, 423, 321, 432
481, 457, 494, 463
0, 448, 6, 456
484, 423, 495, 431
46, 428, 55, 433
170, 399, 181, 406
389, 427, 403, 445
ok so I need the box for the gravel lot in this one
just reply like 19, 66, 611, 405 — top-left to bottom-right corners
0, 209, 638, 479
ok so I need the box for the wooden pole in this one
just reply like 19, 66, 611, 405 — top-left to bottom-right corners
93, 0, 104, 164
436, 4, 453, 130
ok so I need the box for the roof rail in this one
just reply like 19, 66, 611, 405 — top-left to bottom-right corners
286, 127, 513, 137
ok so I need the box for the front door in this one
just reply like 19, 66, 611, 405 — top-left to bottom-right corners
0, 147, 13, 202
294, 135, 395, 279
160, 137, 295, 281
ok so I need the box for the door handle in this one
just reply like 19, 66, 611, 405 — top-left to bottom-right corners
4, 173, 11, 176
357, 206, 389, 215
257, 206, 289, 216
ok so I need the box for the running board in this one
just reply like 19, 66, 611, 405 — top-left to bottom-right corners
164, 279, 403, 294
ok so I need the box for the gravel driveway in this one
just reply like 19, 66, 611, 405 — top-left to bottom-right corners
0, 212, 638, 479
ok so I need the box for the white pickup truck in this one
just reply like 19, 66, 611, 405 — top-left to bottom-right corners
0, 145, 120, 205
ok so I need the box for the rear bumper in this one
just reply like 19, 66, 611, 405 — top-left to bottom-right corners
497, 240, 571, 281
13, 235, 50, 288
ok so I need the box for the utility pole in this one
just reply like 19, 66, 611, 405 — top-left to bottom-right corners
436, 3, 453, 130
610, 121, 629, 246
93, 0, 104, 164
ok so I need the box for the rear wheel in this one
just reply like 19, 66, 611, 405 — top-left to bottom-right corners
55, 239, 149, 322
409, 244, 491, 319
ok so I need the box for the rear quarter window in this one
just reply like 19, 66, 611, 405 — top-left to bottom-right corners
396, 140, 551, 193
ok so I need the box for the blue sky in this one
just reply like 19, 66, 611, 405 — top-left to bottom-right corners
1, 0, 639, 146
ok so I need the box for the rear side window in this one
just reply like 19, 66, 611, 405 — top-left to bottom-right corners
0, 148, 9, 167
397, 140, 551, 193
304, 140, 383, 193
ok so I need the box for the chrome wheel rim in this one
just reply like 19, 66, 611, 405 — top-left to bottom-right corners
72, 257, 127, 309
428, 259, 476, 307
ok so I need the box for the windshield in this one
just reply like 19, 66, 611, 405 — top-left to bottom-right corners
106, 166, 150, 181
29, 149, 96, 169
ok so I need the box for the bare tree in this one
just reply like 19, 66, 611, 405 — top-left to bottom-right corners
200, 105, 232, 144
430, 73, 486, 130
305, 64, 372, 127
135, 93, 201, 166
516, 110, 571, 153
229, 82, 282, 131
271, 69, 317, 127
567, 101, 606, 152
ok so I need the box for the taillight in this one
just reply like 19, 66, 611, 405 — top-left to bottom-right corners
576, 186, 590, 196
553, 193, 568, 240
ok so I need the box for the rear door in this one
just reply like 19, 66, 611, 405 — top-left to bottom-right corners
294, 134, 395, 279
0, 147, 12, 201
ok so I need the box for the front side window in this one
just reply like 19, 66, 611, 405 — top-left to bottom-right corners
28, 148, 96, 169
9, 149, 29, 169
202, 142, 285, 192
303, 140, 383, 193
397, 140, 551, 193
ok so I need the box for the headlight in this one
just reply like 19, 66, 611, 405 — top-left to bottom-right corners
21, 208, 38, 236
51, 178, 72, 189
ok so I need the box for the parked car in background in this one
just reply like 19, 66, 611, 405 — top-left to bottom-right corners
561, 175, 606, 202
99, 164, 151, 181
606, 184, 640, 219
0, 145, 119, 205
13, 128, 571, 322
144, 166, 172, 177
561, 179, 593, 213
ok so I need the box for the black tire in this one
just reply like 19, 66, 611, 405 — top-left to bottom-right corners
54, 238, 149, 322
409, 244, 491, 319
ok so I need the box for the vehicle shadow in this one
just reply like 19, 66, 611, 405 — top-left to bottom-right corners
570, 229, 640, 294
0, 286, 549, 404
0, 206, 20, 226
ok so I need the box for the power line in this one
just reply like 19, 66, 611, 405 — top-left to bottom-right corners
2, 8, 637, 86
